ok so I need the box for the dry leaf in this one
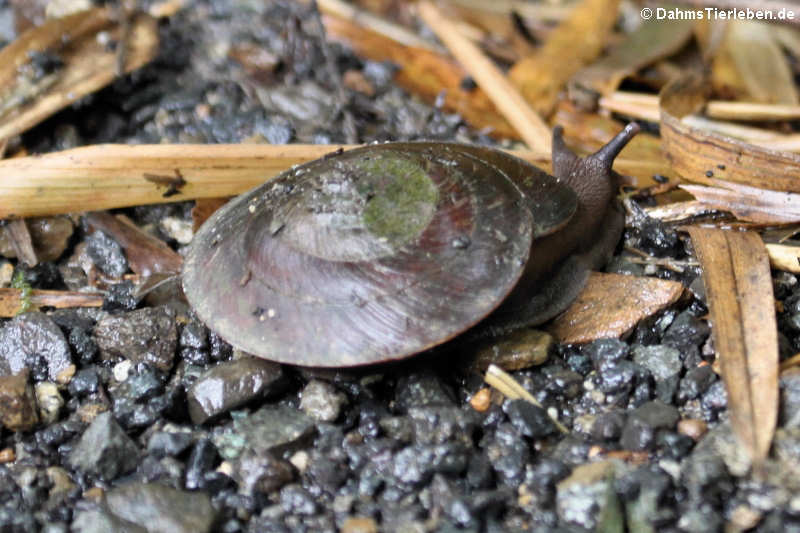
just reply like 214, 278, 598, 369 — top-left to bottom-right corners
509, 0, 620, 116
687, 227, 778, 468
712, 21, 798, 105
681, 180, 800, 224
765, 243, 800, 273
0, 7, 158, 141
548, 272, 684, 344
322, 12, 517, 138
571, 18, 694, 97
0, 288, 103, 317
660, 73, 800, 192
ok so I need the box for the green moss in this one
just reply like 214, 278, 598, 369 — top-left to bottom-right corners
11, 270, 32, 315
360, 156, 439, 247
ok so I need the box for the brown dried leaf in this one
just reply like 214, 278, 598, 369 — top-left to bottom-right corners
548, 272, 684, 344
0, 8, 158, 141
687, 227, 778, 468
85, 212, 183, 277
509, 0, 620, 116
712, 21, 798, 105
0, 288, 103, 317
571, 18, 694, 96
660, 73, 800, 192
192, 198, 230, 232
323, 13, 517, 138
681, 180, 800, 224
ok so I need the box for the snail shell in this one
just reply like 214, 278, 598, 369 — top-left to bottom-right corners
183, 124, 639, 367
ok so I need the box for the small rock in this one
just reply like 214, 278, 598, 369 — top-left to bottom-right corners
213, 405, 316, 460
94, 306, 178, 372
780, 370, 800, 429
407, 405, 480, 446
234, 449, 294, 495
105, 482, 217, 533
34, 382, 63, 425
677, 418, 708, 441
677, 365, 715, 403
503, 400, 556, 439
632, 345, 681, 381
185, 438, 219, 490
113, 360, 132, 382
556, 460, 623, 531
585, 339, 629, 371
592, 411, 626, 442
72, 508, 147, 533
147, 431, 193, 458
0, 371, 39, 431
68, 411, 139, 481
280, 484, 317, 516
469, 329, 552, 371
394, 371, 455, 411
159, 216, 193, 245
0, 311, 72, 381
68, 367, 100, 397
620, 401, 679, 451
0, 216, 74, 262
469, 388, 491, 412
85, 230, 128, 277
299, 379, 347, 422
187, 357, 285, 424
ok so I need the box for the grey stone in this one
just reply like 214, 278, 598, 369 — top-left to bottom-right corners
68, 411, 139, 481
213, 405, 316, 460
632, 345, 681, 381
105, 482, 217, 533
299, 379, 347, 422
94, 306, 177, 371
187, 357, 284, 424
0, 311, 72, 381
72, 508, 147, 533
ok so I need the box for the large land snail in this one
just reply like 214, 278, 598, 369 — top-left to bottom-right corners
183, 124, 640, 367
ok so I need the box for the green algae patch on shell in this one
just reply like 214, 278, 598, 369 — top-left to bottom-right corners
182, 142, 576, 367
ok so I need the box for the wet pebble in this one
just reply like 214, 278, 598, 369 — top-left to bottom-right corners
280, 484, 317, 516
85, 230, 128, 277
620, 400, 679, 451
555, 460, 622, 530
187, 357, 285, 424
104, 482, 217, 533
94, 306, 178, 372
503, 399, 556, 439
407, 405, 480, 445
677, 365, 716, 403
0, 311, 72, 381
68, 367, 100, 397
34, 382, 63, 425
67, 411, 139, 481
234, 449, 294, 495
213, 405, 316, 460
632, 345, 681, 402
147, 430, 194, 458
299, 380, 347, 422
591, 410, 627, 442
469, 328, 552, 371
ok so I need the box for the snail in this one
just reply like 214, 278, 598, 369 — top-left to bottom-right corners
183, 123, 639, 367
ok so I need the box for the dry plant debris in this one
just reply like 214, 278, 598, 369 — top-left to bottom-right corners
0, 7, 159, 141
548, 272, 685, 344
687, 227, 778, 469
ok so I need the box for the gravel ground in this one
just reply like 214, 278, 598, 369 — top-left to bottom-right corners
2, 1, 800, 532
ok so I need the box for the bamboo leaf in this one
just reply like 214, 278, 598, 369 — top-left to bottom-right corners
687, 227, 778, 468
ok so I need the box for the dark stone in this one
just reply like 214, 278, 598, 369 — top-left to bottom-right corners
394, 371, 456, 411
485, 423, 529, 486
407, 406, 480, 445
620, 401, 679, 451
68, 411, 139, 481
147, 431, 194, 458
187, 357, 285, 424
663, 311, 710, 352
185, 438, 219, 490
68, 327, 98, 365
0, 311, 72, 381
105, 482, 217, 533
103, 281, 139, 312
542, 366, 583, 399
213, 405, 316, 460
597, 360, 636, 395
503, 400, 556, 439
677, 365, 716, 403
94, 306, 177, 371
655, 431, 694, 459
591, 410, 626, 441
584, 339, 629, 371
85, 230, 128, 277
234, 449, 294, 495
279, 484, 317, 516
68, 367, 100, 397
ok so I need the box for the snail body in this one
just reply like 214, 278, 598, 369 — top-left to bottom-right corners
183, 124, 639, 367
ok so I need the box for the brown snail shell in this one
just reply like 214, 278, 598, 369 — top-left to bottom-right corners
183, 124, 639, 367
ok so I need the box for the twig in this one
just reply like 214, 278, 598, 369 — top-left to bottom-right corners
416, 1, 551, 152
484, 364, 569, 433
6, 220, 37, 267
0, 143, 652, 219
